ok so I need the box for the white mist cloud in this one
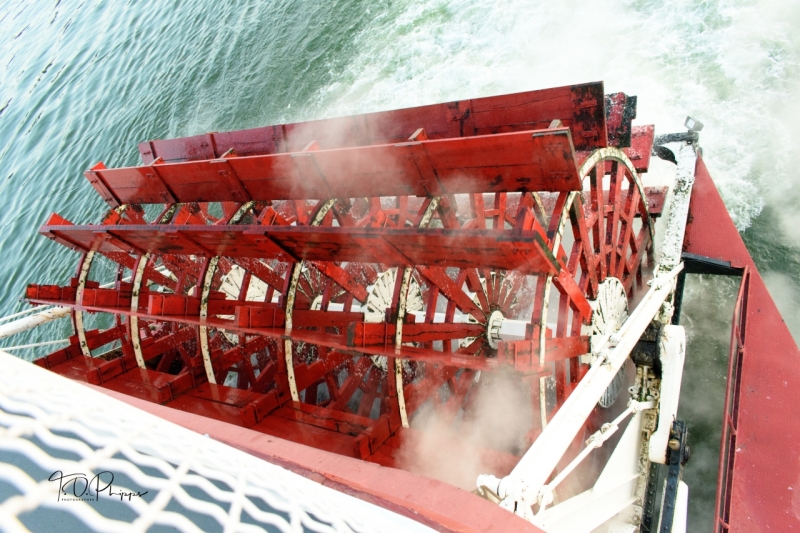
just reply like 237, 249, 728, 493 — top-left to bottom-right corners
762, 271, 800, 343
397, 371, 533, 490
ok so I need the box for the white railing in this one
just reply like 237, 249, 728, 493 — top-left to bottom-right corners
0, 351, 433, 533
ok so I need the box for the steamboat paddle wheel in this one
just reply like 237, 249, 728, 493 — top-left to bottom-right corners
21, 82, 706, 530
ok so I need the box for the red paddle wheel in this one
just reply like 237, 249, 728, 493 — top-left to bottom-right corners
25, 82, 661, 497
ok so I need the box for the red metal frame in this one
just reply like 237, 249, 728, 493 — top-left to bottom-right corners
88, 383, 544, 533
40, 222, 561, 275
89, 129, 583, 207
715, 266, 749, 530
685, 156, 800, 531
138, 82, 610, 165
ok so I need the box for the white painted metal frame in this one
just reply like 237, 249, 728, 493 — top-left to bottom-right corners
476, 263, 683, 519
476, 141, 699, 529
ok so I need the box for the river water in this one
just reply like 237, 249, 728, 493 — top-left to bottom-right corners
1, 1, 798, 529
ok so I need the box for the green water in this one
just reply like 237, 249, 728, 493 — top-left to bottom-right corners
2, 1, 799, 530
0, 0, 378, 347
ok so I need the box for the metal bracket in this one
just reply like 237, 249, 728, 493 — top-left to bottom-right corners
657, 420, 690, 532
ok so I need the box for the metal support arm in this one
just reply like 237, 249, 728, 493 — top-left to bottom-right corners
476, 263, 684, 519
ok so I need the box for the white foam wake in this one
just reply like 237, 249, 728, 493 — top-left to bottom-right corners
311, 0, 800, 236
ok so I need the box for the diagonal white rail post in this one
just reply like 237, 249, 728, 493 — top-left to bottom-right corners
0, 307, 71, 340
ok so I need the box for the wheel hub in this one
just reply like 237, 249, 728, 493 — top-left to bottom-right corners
486, 310, 504, 349
588, 277, 629, 408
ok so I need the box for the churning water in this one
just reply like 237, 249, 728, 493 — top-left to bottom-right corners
1, 1, 799, 529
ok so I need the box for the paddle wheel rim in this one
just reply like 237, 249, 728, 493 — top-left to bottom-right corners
130, 201, 251, 377
72, 202, 187, 364
577, 146, 654, 295
281, 196, 441, 426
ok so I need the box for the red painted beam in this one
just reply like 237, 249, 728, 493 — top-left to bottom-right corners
104, 367, 196, 405
38, 223, 561, 276
624, 125, 655, 173
138, 82, 607, 165
90, 129, 581, 207
346, 322, 486, 347
497, 336, 590, 372
25, 290, 524, 372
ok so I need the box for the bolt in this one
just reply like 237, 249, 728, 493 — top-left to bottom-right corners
668, 438, 680, 451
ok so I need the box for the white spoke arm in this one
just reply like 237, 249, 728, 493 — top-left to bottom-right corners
533, 399, 655, 513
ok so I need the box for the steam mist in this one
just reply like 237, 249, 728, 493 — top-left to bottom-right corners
397, 371, 533, 490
